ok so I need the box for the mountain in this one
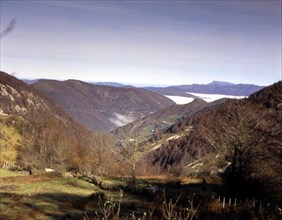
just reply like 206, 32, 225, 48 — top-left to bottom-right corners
32, 79, 174, 131
146, 81, 264, 97
112, 98, 227, 143
0, 71, 102, 171
22, 79, 40, 84
145, 81, 281, 171
1, 72, 121, 176
143, 82, 281, 200
208, 81, 234, 86
95, 82, 125, 87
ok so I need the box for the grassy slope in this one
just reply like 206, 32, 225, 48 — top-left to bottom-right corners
1, 170, 268, 219
0, 169, 209, 220
0, 119, 22, 162
0, 171, 100, 220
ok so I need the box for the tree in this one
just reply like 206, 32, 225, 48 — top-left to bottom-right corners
118, 127, 145, 186
90, 132, 117, 176
125, 136, 143, 185
204, 101, 264, 178
201, 100, 271, 198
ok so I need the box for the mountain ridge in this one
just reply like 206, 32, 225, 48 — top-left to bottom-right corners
0, 71, 94, 170
112, 98, 228, 143
32, 79, 175, 131
144, 81, 281, 180
146, 81, 264, 97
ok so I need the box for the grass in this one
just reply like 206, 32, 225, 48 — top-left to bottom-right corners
0, 121, 22, 162
0, 172, 101, 220
0, 169, 209, 220
138, 116, 180, 142
0, 168, 26, 177
1, 170, 275, 219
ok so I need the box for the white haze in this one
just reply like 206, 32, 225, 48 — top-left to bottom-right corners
164, 96, 195, 105
165, 93, 246, 104
109, 112, 135, 127
187, 92, 246, 102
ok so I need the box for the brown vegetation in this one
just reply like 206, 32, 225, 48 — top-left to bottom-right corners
0, 71, 119, 175
145, 81, 282, 203
1, 71, 281, 219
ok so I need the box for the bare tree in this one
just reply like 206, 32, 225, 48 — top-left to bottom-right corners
203, 101, 265, 178
90, 132, 117, 176
119, 127, 145, 186
125, 135, 143, 185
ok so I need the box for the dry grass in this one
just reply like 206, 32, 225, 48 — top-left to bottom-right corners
180, 177, 203, 185
0, 121, 22, 162
0, 168, 26, 178
0, 173, 52, 184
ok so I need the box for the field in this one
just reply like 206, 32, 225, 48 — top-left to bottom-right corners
0, 169, 207, 220
0, 168, 26, 178
0, 170, 100, 219
0, 169, 280, 219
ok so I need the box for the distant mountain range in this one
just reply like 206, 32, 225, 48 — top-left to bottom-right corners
24, 79, 126, 88
24, 78, 264, 96
27, 79, 265, 130
32, 79, 174, 131
94, 82, 125, 87
146, 81, 264, 97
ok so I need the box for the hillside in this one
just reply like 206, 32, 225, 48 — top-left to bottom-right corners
142, 81, 282, 200
113, 98, 227, 143
0, 72, 116, 174
145, 82, 281, 170
32, 80, 174, 131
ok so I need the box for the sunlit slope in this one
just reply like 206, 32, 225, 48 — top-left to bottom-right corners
0, 117, 22, 162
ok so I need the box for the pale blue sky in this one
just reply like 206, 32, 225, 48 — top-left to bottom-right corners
1, 0, 281, 86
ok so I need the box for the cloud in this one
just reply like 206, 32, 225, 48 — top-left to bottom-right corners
109, 113, 135, 127
1, 1, 280, 86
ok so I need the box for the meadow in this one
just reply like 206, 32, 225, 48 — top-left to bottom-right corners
1, 168, 279, 219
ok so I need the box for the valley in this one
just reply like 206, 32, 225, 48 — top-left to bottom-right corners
1, 71, 281, 219
1, 0, 281, 219
32, 79, 174, 131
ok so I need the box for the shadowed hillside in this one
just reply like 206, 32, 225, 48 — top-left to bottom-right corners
32, 79, 174, 131
144, 81, 282, 202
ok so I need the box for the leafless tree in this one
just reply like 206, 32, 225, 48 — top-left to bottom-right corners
119, 126, 145, 185
203, 100, 266, 178
90, 132, 117, 176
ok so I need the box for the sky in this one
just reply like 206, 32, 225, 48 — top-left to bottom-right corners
0, 0, 281, 87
